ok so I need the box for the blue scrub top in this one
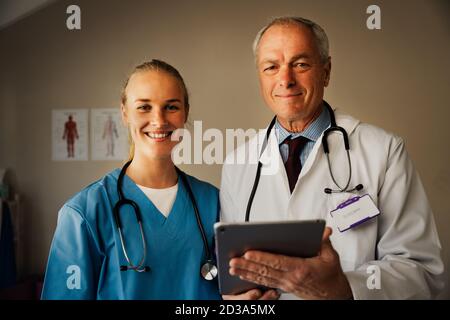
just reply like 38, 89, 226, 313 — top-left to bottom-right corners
41, 169, 221, 300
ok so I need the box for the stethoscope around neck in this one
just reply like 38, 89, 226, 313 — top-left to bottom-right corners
245, 101, 364, 222
112, 160, 218, 281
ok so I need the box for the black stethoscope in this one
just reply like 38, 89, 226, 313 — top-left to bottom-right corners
245, 101, 364, 221
113, 160, 218, 281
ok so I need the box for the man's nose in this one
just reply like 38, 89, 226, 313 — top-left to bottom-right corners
278, 66, 296, 88
150, 109, 168, 127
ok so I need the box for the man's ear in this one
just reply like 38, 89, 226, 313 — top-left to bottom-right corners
324, 57, 331, 87
184, 105, 189, 123
121, 104, 128, 126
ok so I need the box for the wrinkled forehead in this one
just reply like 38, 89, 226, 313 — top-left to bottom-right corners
257, 24, 320, 62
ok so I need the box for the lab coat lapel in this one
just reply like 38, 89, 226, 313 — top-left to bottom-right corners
247, 128, 290, 221
333, 108, 360, 136
260, 127, 290, 194
299, 110, 359, 180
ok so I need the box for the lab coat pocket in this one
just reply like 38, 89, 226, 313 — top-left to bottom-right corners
327, 210, 378, 272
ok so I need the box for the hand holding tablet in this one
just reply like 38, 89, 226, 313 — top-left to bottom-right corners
214, 219, 326, 295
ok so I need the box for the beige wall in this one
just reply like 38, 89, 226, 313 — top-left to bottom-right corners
0, 0, 448, 298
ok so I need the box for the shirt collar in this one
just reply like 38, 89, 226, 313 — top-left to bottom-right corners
274, 103, 331, 144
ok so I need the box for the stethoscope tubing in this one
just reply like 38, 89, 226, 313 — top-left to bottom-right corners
245, 101, 362, 221
113, 160, 215, 277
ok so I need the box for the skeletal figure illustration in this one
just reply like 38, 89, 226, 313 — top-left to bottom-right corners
102, 115, 119, 157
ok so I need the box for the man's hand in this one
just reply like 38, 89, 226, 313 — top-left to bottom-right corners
222, 288, 280, 300
228, 227, 353, 299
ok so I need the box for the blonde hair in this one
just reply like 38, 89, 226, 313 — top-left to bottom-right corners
121, 59, 190, 161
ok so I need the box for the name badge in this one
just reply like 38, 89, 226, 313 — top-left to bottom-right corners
330, 194, 380, 232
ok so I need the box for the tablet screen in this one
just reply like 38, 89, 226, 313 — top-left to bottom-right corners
214, 219, 325, 295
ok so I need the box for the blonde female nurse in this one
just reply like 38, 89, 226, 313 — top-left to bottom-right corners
42, 60, 221, 300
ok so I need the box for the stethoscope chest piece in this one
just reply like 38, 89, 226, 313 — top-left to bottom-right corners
201, 260, 218, 281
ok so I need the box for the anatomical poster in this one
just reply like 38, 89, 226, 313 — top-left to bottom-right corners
52, 109, 88, 161
90, 108, 128, 161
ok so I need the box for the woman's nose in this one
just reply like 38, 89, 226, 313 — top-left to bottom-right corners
150, 109, 168, 127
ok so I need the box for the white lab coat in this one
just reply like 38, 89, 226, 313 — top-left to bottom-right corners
220, 109, 445, 299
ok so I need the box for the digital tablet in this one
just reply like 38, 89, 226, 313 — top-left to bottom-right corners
214, 219, 326, 295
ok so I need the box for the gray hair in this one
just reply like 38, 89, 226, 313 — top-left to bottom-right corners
252, 16, 329, 64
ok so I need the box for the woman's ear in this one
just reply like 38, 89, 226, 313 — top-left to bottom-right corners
121, 104, 128, 126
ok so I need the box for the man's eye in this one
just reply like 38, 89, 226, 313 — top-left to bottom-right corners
295, 63, 310, 69
165, 105, 180, 111
263, 66, 276, 72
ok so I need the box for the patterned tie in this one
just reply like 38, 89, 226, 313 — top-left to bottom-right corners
284, 136, 309, 193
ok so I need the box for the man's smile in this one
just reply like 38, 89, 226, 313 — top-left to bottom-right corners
275, 93, 303, 98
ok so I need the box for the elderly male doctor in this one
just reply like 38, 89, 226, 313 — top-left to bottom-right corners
219, 16, 444, 300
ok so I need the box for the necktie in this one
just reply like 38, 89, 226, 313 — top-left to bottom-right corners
284, 136, 308, 193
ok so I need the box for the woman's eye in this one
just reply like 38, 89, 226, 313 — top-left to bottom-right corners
138, 104, 151, 111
